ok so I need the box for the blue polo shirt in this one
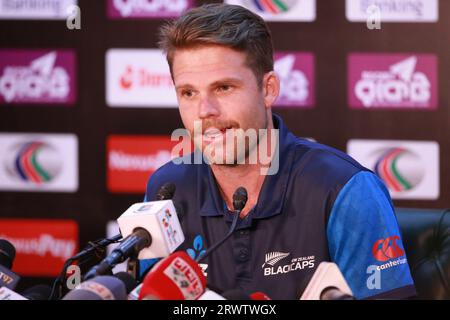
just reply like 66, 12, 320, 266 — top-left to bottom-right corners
144, 114, 416, 300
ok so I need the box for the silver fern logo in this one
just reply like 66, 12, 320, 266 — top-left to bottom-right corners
262, 252, 290, 268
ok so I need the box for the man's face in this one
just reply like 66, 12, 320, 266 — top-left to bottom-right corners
172, 45, 278, 165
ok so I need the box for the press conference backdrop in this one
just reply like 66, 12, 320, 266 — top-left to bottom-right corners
0, 0, 449, 287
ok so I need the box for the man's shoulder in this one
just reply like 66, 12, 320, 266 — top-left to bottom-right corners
149, 153, 201, 185
288, 137, 370, 184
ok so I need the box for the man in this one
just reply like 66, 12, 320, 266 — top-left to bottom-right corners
144, 3, 416, 299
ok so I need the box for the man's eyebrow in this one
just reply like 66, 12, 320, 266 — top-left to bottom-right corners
209, 78, 244, 87
175, 83, 195, 91
175, 77, 244, 91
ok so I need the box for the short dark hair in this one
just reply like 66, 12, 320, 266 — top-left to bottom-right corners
158, 3, 274, 86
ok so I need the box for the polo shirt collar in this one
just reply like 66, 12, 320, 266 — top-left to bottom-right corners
198, 113, 297, 221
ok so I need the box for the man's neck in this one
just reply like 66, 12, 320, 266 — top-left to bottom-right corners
211, 161, 267, 218
209, 115, 276, 218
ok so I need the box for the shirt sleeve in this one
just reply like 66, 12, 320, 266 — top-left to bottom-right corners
327, 171, 416, 299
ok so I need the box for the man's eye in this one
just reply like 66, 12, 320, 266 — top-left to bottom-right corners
217, 85, 232, 92
182, 90, 194, 98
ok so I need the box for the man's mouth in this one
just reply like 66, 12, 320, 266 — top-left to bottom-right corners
203, 126, 233, 140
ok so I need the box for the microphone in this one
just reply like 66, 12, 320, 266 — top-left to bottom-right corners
114, 271, 138, 294
196, 187, 248, 263
62, 275, 128, 300
138, 251, 207, 300
156, 182, 176, 200
84, 228, 152, 280
84, 190, 184, 279
0, 239, 15, 269
21, 285, 52, 300
300, 262, 354, 300
0, 239, 21, 290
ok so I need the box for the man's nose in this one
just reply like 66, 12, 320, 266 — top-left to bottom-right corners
198, 94, 220, 119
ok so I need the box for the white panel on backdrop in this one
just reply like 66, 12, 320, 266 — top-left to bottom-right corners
225, 0, 316, 22
346, 0, 439, 22
0, 0, 78, 20
347, 139, 439, 200
106, 49, 177, 108
0, 133, 78, 192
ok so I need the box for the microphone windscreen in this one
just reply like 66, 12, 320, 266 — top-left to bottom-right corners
114, 272, 137, 294
139, 251, 206, 300
0, 239, 16, 269
63, 276, 127, 300
21, 285, 52, 300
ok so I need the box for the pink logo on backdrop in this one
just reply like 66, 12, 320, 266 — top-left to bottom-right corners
274, 52, 315, 108
107, 0, 194, 18
348, 54, 437, 109
0, 50, 76, 105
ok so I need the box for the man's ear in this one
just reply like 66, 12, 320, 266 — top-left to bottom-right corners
262, 71, 280, 109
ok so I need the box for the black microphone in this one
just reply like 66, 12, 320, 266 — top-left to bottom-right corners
84, 228, 152, 280
114, 271, 138, 294
0, 239, 21, 290
196, 187, 248, 263
155, 182, 176, 200
21, 285, 52, 300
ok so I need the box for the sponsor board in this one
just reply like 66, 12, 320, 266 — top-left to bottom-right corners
0, 0, 77, 20
0, 219, 78, 277
0, 133, 78, 192
274, 52, 315, 108
348, 53, 438, 109
106, 49, 176, 108
225, 0, 316, 22
346, 0, 439, 22
107, 0, 194, 19
347, 139, 439, 199
107, 135, 184, 193
0, 50, 77, 105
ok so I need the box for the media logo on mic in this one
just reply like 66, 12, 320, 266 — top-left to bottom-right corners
347, 139, 439, 200
0, 133, 78, 192
0, 50, 77, 105
107, 0, 194, 19
225, 0, 316, 21
163, 256, 204, 300
274, 52, 315, 108
348, 53, 438, 109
